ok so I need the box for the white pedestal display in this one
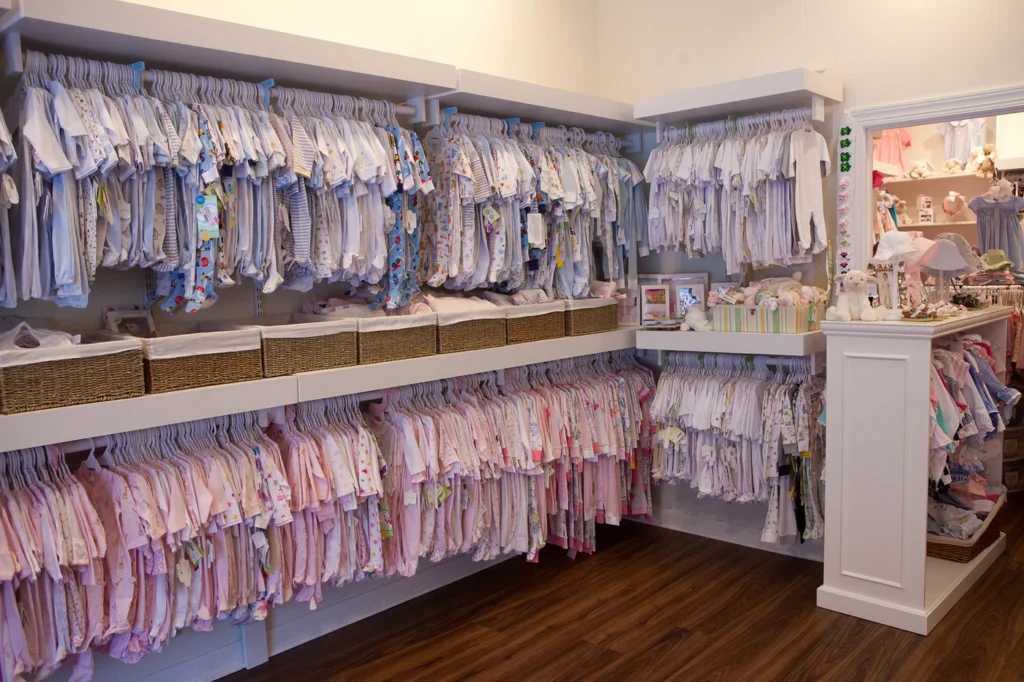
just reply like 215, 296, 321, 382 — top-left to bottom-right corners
816, 307, 1012, 634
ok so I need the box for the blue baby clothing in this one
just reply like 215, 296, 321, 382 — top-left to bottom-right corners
971, 195, 1024, 269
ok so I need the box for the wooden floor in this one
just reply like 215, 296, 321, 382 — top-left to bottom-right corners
224, 499, 1024, 682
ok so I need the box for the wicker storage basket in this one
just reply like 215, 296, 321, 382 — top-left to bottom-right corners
506, 301, 566, 344
358, 314, 437, 365
0, 336, 145, 414
926, 494, 1005, 563
711, 303, 826, 334
436, 309, 506, 354
143, 328, 263, 393
210, 315, 359, 377
564, 298, 619, 336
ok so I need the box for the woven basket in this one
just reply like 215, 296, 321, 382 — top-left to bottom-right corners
358, 314, 437, 365
143, 328, 264, 393
0, 338, 145, 414
565, 299, 619, 336
926, 494, 1005, 563
506, 302, 566, 344
436, 309, 506, 354
210, 315, 359, 378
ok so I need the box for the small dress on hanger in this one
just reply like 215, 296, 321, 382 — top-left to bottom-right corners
970, 195, 1024, 268
872, 128, 911, 174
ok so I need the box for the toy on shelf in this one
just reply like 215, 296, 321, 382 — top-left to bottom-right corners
907, 160, 935, 179
977, 143, 998, 179
896, 199, 913, 225
681, 305, 713, 332
826, 270, 883, 321
943, 158, 963, 173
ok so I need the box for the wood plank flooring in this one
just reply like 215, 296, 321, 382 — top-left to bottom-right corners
223, 499, 1024, 681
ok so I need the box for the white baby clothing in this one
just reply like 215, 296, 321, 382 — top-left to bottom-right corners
938, 119, 985, 164
787, 129, 830, 254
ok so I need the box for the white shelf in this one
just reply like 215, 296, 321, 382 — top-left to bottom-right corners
883, 173, 992, 187
997, 157, 1024, 172
0, 376, 298, 453
635, 329, 825, 356
923, 534, 1006, 634
873, 160, 903, 177
821, 306, 1013, 340
0, 329, 638, 451
898, 220, 976, 229
633, 68, 843, 124
296, 328, 639, 402
1, 0, 458, 101
442, 70, 652, 135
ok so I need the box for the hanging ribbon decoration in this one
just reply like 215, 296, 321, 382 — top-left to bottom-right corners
836, 119, 854, 276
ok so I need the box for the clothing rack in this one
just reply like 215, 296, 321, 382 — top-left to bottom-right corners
656, 106, 813, 144
444, 109, 627, 150
16, 49, 418, 116
958, 284, 1024, 308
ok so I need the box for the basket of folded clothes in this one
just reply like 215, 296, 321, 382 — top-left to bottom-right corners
926, 493, 1005, 562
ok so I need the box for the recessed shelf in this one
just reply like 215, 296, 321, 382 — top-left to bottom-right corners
821, 306, 1013, 340
1, 0, 458, 101
635, 329, 825, 356
633, 68, 843, 124
442, 70, 652, 135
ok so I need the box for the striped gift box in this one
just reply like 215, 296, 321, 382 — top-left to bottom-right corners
711, 303, 824, 334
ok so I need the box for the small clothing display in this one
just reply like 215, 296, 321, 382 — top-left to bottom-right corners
938, 119, 986, 166
970, 195, 1024, 269
872, 128, 911, 174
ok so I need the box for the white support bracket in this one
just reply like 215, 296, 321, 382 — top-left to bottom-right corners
811, 94, 825, 122
655, 120, 665, 144
3, 30, 21, 79
405, 96, 426, 125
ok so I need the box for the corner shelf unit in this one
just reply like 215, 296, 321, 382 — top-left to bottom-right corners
817, 307, 1012, 635
633, 68, 843, 125
883, 173, 993, 188
0, 329, 638, 452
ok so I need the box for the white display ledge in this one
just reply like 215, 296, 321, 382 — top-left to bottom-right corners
1, 0, 457, 101
633, 68, 843, 124
296, 327, 638, 402
0, 329, 637, 451
441, 70, 652, 135
997, 157, 1024, 172
898, 220, 976, 229
0, 376, 298, 453
821, 306, 1012, 340
883, 173, 992, 187
817, 534, 1005, 635
873, 160, 902, 177
635, 329, 825, 356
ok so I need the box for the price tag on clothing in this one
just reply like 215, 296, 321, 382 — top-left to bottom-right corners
404, 490, 418, 507
196, 193, 221, 241
481, 204, 500, 227
184, 540, 204, 569
1, 174, 19, 205
436, 484, 451, 506
404, 209, 417, 235
176, 557, 193, 587
251, 531, 268, 549
527, 212, 546, 247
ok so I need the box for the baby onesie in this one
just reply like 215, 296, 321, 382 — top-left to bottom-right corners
788, 128, 830, 254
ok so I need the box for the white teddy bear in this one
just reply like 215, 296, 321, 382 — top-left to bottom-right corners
825, 270, 883, 322
681, 304, 713, 332
907, 160, 934, 179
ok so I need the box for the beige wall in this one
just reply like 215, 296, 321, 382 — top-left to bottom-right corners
121, 0, 602, 95
596, 0, 1024, 109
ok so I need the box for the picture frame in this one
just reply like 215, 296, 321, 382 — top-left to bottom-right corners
107, 309, 157, 338
674, 283, 706, 317
641, 285, 671, 324
918, 207, 935, 224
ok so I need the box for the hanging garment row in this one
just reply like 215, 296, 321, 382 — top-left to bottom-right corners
643, 108, 830, 275
649, 351, 825, 544
2, 50, 433, 311
928, 335, 1018, 539
420, 113, 645, 299
0, 352, 653, 682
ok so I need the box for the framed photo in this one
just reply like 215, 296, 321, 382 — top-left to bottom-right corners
674, 283, 706, 317
107, 309, 157, 338
641, 285, 671, 324
918, 208, 934, 224
916, 194, 933, 211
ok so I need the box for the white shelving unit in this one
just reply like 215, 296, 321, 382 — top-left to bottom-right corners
297, 327, 637, 402
633, 68, 843, 124
440, 70, 652, 135
635, 329, 825, 356
873, 160, 903, 177
997, 157, 1024, 172
898, 220, 976, 229
0, 329, 638, 452
883, 172, 992, 188
0, 0, 458, 100
817, 307, 1012, 635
